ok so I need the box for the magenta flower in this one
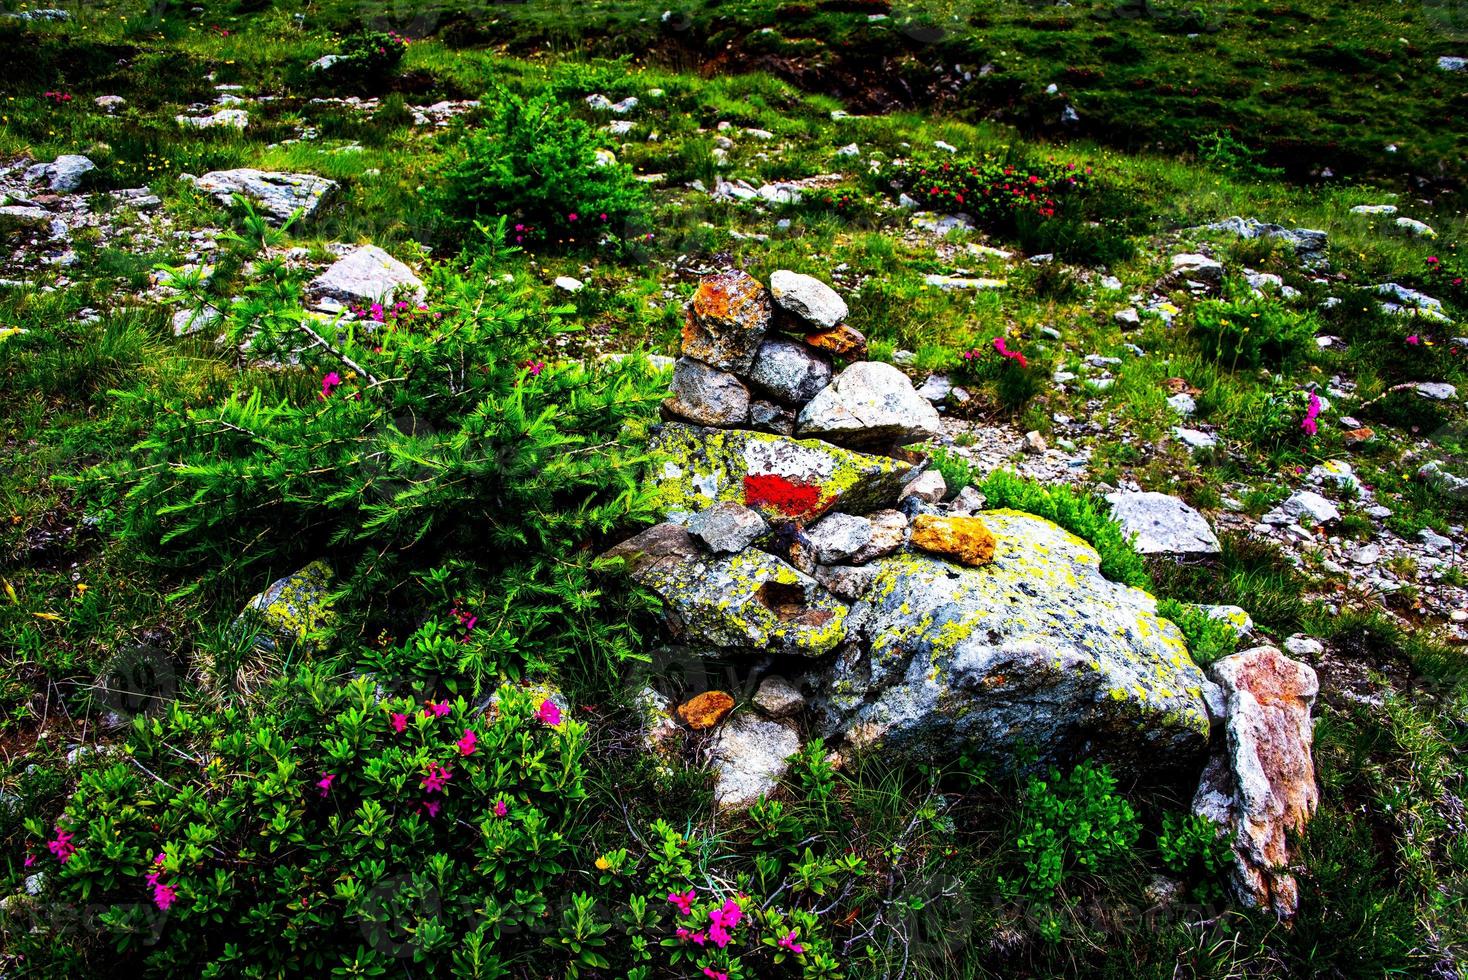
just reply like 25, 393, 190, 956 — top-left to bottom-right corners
1407, 335, 1421, 345
991, 336, 1029, 369
535, 699, 561, 726
1300, 391, 1322, 436
421, 763, 452, 793
423, 700, 451, 719
493, 799, 508, 817
668, 889, 696, 915
153, 883, 178, 911
708, 922, 731, 948
520, 360, 545, 377
568, 212, 579, 222
703, 968, 728, 980
47, 828, 76, 864
23, 853, 34, 868
316, 773, 335, 798
390, 712, 408, 733
321, 371, 342, 398
422, 800, 442, 818
456, 729, 478, 756
778, 930, 805, 954
675, 927, 707, 945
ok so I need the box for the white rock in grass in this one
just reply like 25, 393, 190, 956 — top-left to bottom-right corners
1105, 491, 1221, 556
309, 245, 425, 307
769, 270, 848, 329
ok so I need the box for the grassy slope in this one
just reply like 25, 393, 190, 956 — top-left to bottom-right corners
0, 1, 1466, 976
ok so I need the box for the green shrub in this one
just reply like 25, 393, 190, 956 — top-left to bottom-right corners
1002, 760, 1140, 901
883, 155, 1091, 233
975, 471, 1152, 589
928, 447, 977, 499
78, 221, 666, 676
1192, 286, 1318, 370
1157, 598, 1241, 667
434, 89, 651, 250
1157, 811, 1235, 901
320, 30, 408, 93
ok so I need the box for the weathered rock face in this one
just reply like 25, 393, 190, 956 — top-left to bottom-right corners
1192, 646, 1319, 917
803, 323, 868, 359
191, 169, 338, 224
816, 510, 1211, 772
710, 713, 801, 807
604, 523, 849, 657
25, 154, 95, 192
688, 501, 768, 554
806, 512, 873, 564
1105, 491, 1222, 557
681, 270, 771, 373
308, 245, 424, 308
649, 422, 913, 527
746, 338, 833, 405
663, 358, 752, 426
769, 269, 848, 329
233, 561, 337, 654
678, 690, 735, 730
797, 361, 944, 448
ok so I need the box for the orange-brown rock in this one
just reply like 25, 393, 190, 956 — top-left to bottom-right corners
803, 323, 868, 359
1342, 427, 1375, 447
910, 514, 996, 566
677, 690, 736, 730
681, 270, 771, 373
1192, 646, 1319, 917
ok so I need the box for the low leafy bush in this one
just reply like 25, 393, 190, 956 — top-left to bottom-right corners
975, 470, 1152, 589
1001, 760, 1140, 906
1157, 811, 1235, 901
434, 90, 652, 250
1191, 286, 1318, 370
320, 30, 409, 93
882, 155, 1091, 233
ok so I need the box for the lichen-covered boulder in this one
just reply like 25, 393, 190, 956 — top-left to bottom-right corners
233, 561, 337, 654
796, 361, 944, 448
649, 422, 913, 527
602, 523, 849, 657
909, 513, 996, 566
816, 510, 1211, 772
681, 270, 771, 373
1192, 646, 1319, 917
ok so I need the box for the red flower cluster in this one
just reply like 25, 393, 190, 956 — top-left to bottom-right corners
893, 156, 1090, 225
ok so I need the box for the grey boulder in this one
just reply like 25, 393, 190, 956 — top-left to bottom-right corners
1105, 490, 1221, 556
309, 245, 425, 308
663, 357, 751, 426
747, 338, 833, 405
797, 361, 944, 448
769, 270, 848, 329
191, 169, 338, 224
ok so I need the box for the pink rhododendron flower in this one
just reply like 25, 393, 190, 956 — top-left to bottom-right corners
48, 828, 75, 864
421, 763, 452, 793
708, 923, 731, 948
535, 699, 561, 726
493, 799, 509, 817
675, 927, 707, 945
520, 360, 545, 377
23, 853, 34, 868
1407, 335, 1421, 345
457, 729, 478, 756
422, 800, 441, 818
316, 774, 335, 797
991, 336, 1029, 369
321, 372, 342, 398
568, 212, 579, 222
153, 883, 178, 911
423, 700, 451, 719
703, 969, 728, 980
668, 889, 695, 915
778, 930, 805, 954
1300, 391, 1322, 436
390, 712, 408, 733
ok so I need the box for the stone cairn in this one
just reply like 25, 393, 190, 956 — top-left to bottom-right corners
600, 268, 1320, 917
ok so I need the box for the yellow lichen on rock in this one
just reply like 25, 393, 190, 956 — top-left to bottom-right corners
909, 514, 997, 566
